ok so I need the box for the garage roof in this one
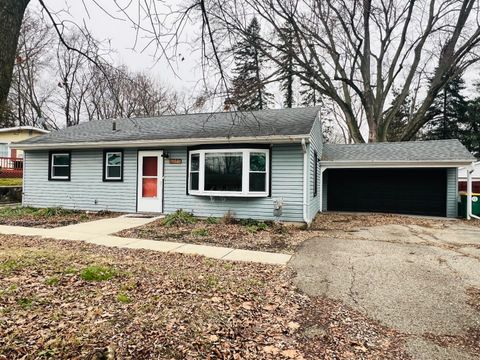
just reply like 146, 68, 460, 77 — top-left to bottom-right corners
14, 107, 320, 149
322, 140, 475, 163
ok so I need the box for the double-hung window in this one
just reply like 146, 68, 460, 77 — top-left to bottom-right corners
104, 150, 123, 181
188, 148, 270, 197
49, 152, 71, 180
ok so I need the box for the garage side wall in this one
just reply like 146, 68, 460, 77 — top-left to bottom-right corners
307, 116, 323, 222
446, 168, 458, 218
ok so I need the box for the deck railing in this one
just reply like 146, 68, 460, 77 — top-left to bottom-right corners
0, 157, 23, 178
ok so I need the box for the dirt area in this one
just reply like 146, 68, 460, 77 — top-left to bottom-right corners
0, 235, 409, 359
0, 207, 118, 228
117, 212, 313, 253
117, 211, 480, 254
291, 213, 480, 360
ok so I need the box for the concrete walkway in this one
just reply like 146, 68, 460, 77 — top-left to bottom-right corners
0, 215, 291, 265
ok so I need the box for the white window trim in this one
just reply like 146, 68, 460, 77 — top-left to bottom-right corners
188, 148, 270, 197
105, 151, 122, 180
50, 153, 70, 180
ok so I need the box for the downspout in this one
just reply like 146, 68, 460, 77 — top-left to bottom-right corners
467, 164, 480, 220
302, 138, 309, 224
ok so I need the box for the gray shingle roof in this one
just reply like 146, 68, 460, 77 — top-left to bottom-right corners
16, 107, 320, 146
322, 139, 475, 162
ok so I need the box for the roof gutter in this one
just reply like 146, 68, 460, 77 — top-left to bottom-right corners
320, 160, 474, 168
12, 134, 310, 150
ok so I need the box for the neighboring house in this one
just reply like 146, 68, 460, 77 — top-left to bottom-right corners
0, 126, 49, 178
459, 161, 480, 193
14, 108, 475, 222
0, 126, 49, 158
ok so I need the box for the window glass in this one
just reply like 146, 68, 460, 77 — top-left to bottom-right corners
191, 153, 199, 171
107, 153, 121, 166
204, 152, 242, 191
249, 173, 266, 192
143, 157, 158, 176
107, 166, 121, 179
250, 152, 266, 171
142, 178, 157, 197
0, 144, 9, 157
51, 153, 70, 180
53, 154, 69, 166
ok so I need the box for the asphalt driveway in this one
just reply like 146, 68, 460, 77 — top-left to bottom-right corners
290, 218, 480, 359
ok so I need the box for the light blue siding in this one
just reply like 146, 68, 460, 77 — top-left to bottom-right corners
306, 116, 323, 222
163, 144, 304, 222
23, 149, 138, 212
23, 144, 305, 221
446, 168, 458, 218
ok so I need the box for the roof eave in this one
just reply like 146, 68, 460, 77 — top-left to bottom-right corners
320, 160, 475, 168
13, 134, 310, 150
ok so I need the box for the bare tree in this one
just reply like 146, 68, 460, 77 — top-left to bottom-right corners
8, 9, 56, 128
170, 0, 480, 142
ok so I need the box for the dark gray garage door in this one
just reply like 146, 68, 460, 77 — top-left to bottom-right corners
327, 168, 447, 217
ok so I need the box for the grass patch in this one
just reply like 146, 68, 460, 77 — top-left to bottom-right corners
0, 178, 22, 186
162, 210, 197, 227
117, 292, 132, 304
45, 276, 60, 286
80, 265, 116, 282
191, 227, 209, 237
17, 297, 34, 309
205, 216, 218, 224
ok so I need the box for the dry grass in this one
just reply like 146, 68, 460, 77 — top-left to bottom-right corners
0, 235, 409, 359
0, 207, 118, 228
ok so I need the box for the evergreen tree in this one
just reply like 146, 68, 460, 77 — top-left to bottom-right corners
277, 23, 296, 108
231, 18, 272, 111
299, 55, 320, 107
386, 89, 414, 141
462, 89, 480, 157
422, 72, 468, 141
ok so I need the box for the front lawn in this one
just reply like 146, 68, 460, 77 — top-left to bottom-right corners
0, 207, 117, 228
0, 235, 407, 359
117, 210, 313, 253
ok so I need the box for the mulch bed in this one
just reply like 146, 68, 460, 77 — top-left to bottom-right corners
116, 219, 313, 253
0, 209, 118, 228
0, 235, 410, 359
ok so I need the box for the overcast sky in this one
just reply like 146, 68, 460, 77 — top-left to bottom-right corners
45, 0, 206, 95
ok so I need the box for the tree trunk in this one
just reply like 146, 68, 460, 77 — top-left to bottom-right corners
0, 0, 30, 120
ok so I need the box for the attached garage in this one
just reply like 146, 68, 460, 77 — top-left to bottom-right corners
320, 140, 476, 218
326, 168, 448, 217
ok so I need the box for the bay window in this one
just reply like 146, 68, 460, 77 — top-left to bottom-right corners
188, 148, 270, 197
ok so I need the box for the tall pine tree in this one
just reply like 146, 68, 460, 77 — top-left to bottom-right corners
230, 18, 272, 111
277, 23, 296, 108
299, 54, 320, 107
462, 85, 480, 157
422, 72, 468, 140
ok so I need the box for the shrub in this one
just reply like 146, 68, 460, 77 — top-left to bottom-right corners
241, 219, 269, 233
162, 210, 197, 227
192, 228, 209, 237
206, 216, 219, 224
221, 210, 237, 225
80, 265, 116, 281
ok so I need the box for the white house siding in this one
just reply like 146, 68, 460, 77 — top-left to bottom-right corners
446, 168, 458, 218
163, 144, 305, 222
23, 149, 138, 212
306, 117, 323, 222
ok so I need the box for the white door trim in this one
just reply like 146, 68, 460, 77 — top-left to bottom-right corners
137, 150, 163, 213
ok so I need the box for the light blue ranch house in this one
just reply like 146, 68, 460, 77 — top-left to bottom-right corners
15, 107, 475, 223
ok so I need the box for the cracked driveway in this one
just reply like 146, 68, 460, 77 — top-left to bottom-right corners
290, 220, 480, 359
